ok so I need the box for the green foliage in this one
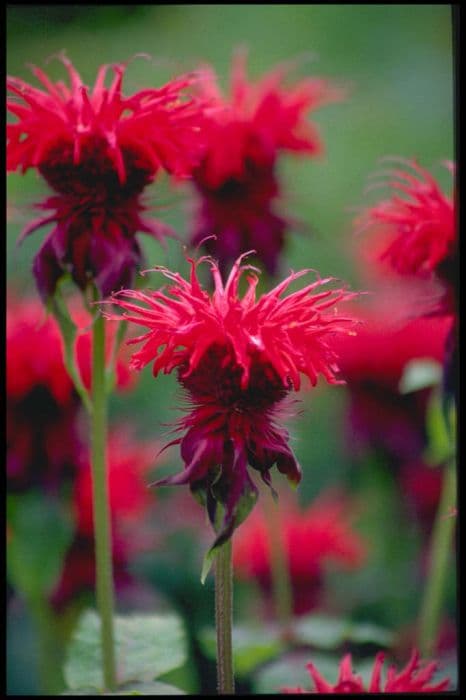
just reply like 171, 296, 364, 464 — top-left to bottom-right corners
64, 610, 188, 693
292, 614, 393, 649
198, 615, 392, 680
63, 682, 185, 695
48, 282, 93, 413
7, 491, 74, 601
331, 455, 422, 628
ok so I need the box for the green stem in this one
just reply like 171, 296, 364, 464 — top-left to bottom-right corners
215, 539, 235, 695
263, 491, 293, 630
91, 312, 117, 691
105, 320, 127, 394
29, 596, 65, 695
418, 459, 457, 657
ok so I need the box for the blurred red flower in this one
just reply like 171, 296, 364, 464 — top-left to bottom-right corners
233, 493, 366, 615
7, 54, 207, 299
333, 299, 452, 462
51, 429, 157, 610
105, 253, 357, 548
333, 300, 452, 533
356, 159, 456, 314
190, 52, 343, 274
7, 295, 132, 489
283, 649, 450, 693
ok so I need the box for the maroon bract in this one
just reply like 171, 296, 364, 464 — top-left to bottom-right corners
190, 53, 343, 275
283, 649, 450, 693
104, 253, 357, 548
7, 55, 207, 299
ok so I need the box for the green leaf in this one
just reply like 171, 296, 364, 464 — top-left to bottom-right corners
65, 610, 187, 691
198, 624, 285, 677
62, 683, 185, 696
292, 614, 394, 650
7, 491, 74, 600
200, 546, 218, 586
345, 622, 394, 647
399, 359, 442, 394
49, 287, 92, 414
109, 681, 186, 695
292, 615, 348, 649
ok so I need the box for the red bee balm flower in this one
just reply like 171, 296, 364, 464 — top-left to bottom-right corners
233, 493, 366, 615
283, 649, 450, 693
7, 55, 206, 299
104, 253, 357, 548
190, 53, 343, 274
7, 294, 132, 490
357, 159, 456, 301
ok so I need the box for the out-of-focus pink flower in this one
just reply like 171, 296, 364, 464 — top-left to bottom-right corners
104, 253, 357, 548
333, 299, 452, 463
190, 52, 344, 274
282, 649, 450, 693
233, 493, 366, 615
6, 295, 133, 490
356, 159, 456, 316
7, 54, 207, 299
50, 429, 157, 610
74, 429, 156, 537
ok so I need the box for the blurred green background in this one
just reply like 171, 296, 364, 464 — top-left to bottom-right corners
7, 4, 455, 695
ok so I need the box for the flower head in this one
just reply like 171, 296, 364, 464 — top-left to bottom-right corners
190, 52, 343, 274
7, 54, 207, 299
104, 253, 357, 549
356, 159, 456, 302
283, 649, 450, 693
233, 493, 366, 615
50, 429, 157, 610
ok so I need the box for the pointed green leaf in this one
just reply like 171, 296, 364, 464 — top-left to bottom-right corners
49, 286, 93, 414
